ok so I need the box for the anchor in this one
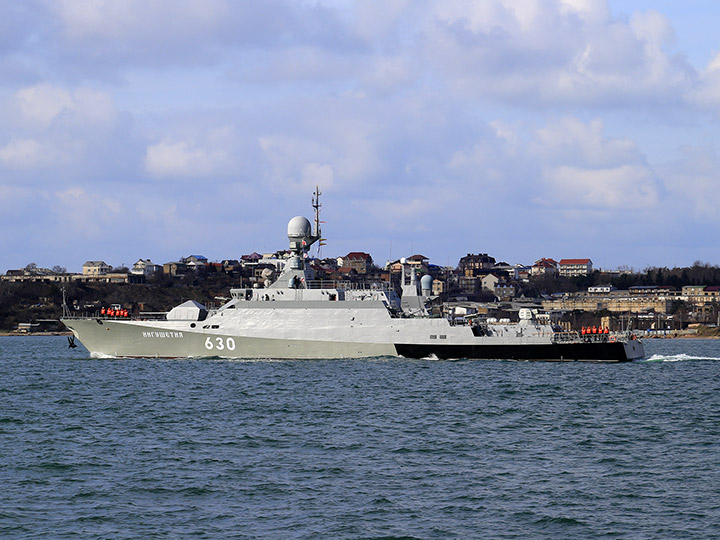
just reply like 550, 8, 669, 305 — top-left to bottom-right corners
67, 335, 78, 349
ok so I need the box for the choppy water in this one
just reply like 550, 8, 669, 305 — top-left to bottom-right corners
1, 336, 720, 539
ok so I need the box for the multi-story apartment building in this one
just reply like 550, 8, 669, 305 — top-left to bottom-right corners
458, 253, 496, 276
542, 289, 672, 314
558, 258, 593, 277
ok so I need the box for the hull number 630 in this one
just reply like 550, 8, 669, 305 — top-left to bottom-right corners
204, 336, 236, 351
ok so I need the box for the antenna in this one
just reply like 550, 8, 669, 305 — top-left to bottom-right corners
61, 286, 71, 318
312, 185, 322, 238
312, 185, 325, 256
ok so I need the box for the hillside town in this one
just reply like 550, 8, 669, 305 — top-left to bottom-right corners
4, 248, 720, 336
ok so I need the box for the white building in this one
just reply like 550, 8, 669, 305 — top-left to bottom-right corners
83, 261, 111, 276
588, 285, 615, 294
131, 259, 162, 276
558, 259, 593, 277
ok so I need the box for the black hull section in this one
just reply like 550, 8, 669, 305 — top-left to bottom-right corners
395, 341, 635, 362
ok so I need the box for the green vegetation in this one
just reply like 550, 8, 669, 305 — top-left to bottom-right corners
693, 325, 720, 338
0, 278, 238, 332
518, 261, 720, 297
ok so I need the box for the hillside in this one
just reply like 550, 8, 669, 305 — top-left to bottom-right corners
0, 278, 239, 332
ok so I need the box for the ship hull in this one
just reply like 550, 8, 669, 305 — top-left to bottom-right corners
62, 317, 643, 362
396, 339, 644, 362
62, 318, 397, 359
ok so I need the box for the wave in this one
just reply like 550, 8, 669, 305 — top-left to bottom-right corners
642, 353, 720, 363
89, 352, 116, 359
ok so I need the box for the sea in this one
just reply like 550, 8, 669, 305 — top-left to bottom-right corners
1, 336, 719, 540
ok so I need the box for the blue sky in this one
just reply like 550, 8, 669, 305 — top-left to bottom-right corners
2, 0, 720, 273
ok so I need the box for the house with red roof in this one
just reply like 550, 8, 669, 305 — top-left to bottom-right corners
531, 258, 558, 277
558, 258, 593, 277
337, 252, 373, 274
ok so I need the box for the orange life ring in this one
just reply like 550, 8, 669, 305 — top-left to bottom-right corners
609, 336, 616, 342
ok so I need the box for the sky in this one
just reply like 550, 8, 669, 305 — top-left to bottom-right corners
2, 0, 720, 273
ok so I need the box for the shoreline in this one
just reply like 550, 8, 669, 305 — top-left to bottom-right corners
644, 334, 720, 339
0, 331, 72, 337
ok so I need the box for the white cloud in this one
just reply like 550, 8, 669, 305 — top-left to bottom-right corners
15, 85, 74, 126
413, 0, 694, 106
258, 135, 335, 193
355, 197, 432, 224
50, 0, 231, 41
528, 117, 659, 209
530, 118, 642, 167
2, 0, 720, 270
689, 52, 720, 109
351, 0, 412, 42
360, 56, 417, 94
0, 84, 120, 173
0, 138, 65, 169
45, 0, 358, 73
52, 187, 124, 241
539, 164, 658, 209
559, 0, 609, 22
144, 126, 238, 179
57, 186, 122, 214
661, 146, 720, 219
11, 1, 698, 111
301, 163, 335, 191
630, 9, 675, 48
14, 84, 116, 127
145, 141, 223, 178
71, 87, 116, 124
258, 118, 389, 193
447, 139, 510, 192
444, 116, 659, 211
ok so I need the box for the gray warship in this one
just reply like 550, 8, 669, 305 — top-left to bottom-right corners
62, 191, 644, 362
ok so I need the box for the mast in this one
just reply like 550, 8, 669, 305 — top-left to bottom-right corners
312, 185, 325, 255
61, 286, 71, 318
312, 185, 322, 240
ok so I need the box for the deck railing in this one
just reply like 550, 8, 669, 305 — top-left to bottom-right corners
62, 311, 168, 321
304, 280, 393, 291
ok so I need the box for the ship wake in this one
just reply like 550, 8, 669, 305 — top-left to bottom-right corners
643, 353, 720, 363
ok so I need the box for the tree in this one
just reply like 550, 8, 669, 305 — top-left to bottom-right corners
52, 265, 67, 274
655, 268, 664, 286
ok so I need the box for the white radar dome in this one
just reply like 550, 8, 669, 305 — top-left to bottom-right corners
519, 308, 533, 320
287, 216, 312, 239
421, 274, 433, 289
